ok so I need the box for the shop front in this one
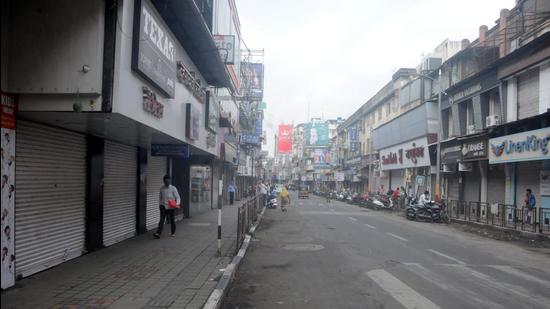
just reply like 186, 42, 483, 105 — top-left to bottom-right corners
379, 136, 432, 197
489, 127, 550, 208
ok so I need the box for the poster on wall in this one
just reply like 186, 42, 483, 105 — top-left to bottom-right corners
541, 171, 550, 196
1, 91, 16, 289
278, 125, 292, 154
306, 123, 329, 146
186, 103, 200, 140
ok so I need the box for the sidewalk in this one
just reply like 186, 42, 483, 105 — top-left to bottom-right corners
1, 203, 241, 309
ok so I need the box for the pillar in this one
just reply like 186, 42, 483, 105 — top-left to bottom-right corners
86, 136, 105, 251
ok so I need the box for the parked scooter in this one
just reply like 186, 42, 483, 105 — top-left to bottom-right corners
267, 192, 278, 209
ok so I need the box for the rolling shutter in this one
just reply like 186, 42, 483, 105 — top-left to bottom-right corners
517, 68, 539, 120
103, 141, 137, 246
463, 166, 481, 202
15, 121, 86, 278
487, 164, 506, 205
146, 154, 167, 230
447, 174, 460, 200
389, 170, 404, 190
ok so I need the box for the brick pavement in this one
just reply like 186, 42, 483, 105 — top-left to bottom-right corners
1, 204, 240, 309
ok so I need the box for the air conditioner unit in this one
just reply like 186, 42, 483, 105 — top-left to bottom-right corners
467, 124, 476, 135
486, 114, 500, 127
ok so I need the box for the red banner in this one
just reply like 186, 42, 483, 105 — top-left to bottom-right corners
1, 92, 17, 130
278, 124, 293, 154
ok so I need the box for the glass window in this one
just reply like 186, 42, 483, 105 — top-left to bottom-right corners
190, 166, 212, 213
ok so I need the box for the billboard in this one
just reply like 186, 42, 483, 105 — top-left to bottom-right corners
312, 149, 331, 166
278, 125, 293, 154
306, 123, 329, 146
213, 35, 235, 64
242, 62, 264, 100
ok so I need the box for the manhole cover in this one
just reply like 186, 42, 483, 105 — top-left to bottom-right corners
282, 244, 325, 251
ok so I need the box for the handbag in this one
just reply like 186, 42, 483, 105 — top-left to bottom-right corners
167, 199, 180, 209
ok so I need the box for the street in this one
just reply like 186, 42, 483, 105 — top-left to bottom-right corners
223, 193, 550, 309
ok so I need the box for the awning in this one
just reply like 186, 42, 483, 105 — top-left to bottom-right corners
153, 0, 235, 91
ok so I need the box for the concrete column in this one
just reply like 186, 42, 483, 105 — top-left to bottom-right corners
539, 63, 550, 114
505, 163, 516, 205
86, 136, 105, 251
479, 161, 488, 203
506, 78, 518, 122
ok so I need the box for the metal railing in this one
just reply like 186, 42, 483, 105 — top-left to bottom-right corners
236, 195, 261, 253
446, 199, 549, 234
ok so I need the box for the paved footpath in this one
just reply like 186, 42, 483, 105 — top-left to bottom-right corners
1, 203, 241, 309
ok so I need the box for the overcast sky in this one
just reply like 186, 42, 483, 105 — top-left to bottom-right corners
236, 0, 515, 155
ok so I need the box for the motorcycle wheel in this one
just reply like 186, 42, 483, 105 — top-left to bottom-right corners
406, 209, 416, 220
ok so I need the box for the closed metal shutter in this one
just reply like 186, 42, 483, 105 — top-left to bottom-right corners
463, 165, 481, 202
517, 68, 539, 120
447, 174, 460, 200
389, 170, 404, 191
15, 121, 86, 278
515, 161, 541, 207
103, 141, 137, 246
146, 154, 167, 230
487, 164, 506, 204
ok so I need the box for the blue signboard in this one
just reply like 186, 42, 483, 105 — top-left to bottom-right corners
255, 119, 263, 136
151, 144, 189, 158
240, 133, 260, 145
306, 123, 329, 146
349, 126, 358, 152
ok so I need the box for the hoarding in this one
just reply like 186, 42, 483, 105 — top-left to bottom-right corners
185, 103, 200, 140
213, 35, 235, 64
306, 123, 329, 146
205, 92, 219, 133
278, 125, 293, 154
132, 0, 176, 98
242, 62, 264, 99
489, 127, 550, 164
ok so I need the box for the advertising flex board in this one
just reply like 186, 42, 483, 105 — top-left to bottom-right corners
379, 137, 431, 170
306, 123, 329, 146
132, 0, 177, 98
213, 35, 235, 64
185, 103, 200, 140
349, 125, 358, 152
1, 91, 16, 288
242, 62, 264, 100
278, 125, 293, 154
489, 127, 550, 164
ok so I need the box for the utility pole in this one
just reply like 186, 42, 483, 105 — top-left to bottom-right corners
435, 69, 442, 202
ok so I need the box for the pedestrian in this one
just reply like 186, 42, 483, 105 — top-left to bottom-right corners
228, 182, 236, 205
524, 188, 536, 224
154, 175, 180, 239
325, 186, 331, 203
259, 181, 268, 207
399, 186, 407, 209
280, 185, 290, 212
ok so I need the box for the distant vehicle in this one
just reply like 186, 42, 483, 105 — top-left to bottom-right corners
298, 185, 309, 199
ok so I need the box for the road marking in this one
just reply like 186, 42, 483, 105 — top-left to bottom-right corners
364, 223, 376, 229
386, 232, 408, 242
367, 269, 441, 309
299, 210, 372, 216
427, 249, 466, 265
488, 265, 550, 286
448, 264, 550, 308
348, 217, 358, 222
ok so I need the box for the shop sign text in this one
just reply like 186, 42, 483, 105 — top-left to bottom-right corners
379, 137, 431, 170
489, 127, 550, 164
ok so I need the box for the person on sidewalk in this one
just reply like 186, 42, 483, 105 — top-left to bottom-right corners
259, 181, 268, 207
524, 188, 536, 224
418, 190, 430, 206
280, 186, 290, 212
228, 182, 236, 205
154, 175, 181, 238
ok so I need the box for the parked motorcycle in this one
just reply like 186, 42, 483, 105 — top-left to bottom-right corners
267, 194, 278, 209
406, 200, 441, 222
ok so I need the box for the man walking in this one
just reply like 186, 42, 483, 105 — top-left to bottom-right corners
228, 182, 236, 205
259, 181, 268, 207
154, 175, 180, 238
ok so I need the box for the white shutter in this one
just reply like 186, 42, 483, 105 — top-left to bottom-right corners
103, 141, 137, 246
487, 165, 506, 205
389, 170, 404, 190
517, 68, 539, 120
463, 166, 480, 202
15, 121, 86, 278
447, 174, 460, 200
146, 154, 167, 230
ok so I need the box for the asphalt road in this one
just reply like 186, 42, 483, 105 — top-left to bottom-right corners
222, 193, 550, 309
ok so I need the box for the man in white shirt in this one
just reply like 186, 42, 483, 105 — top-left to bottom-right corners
418, 190, 430, 206
154, 175, 181, 238
259, 181, 268, 207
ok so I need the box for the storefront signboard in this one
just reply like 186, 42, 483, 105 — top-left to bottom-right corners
151, 144, 189, 157
441, 144, 461, 164
132, 0, 176, 98
213, 35, 235, 64
462, 137, 487, 161
1, 91, 16, 289
415, 175, 425, 186
489, 127, 550, 164
379, 137, 431, 170
186, 103, 200, 140
335, 172, 345, 182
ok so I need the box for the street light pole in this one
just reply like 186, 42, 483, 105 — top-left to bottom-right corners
435, 69, 442, 202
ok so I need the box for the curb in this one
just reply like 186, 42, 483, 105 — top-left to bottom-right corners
450, 218, 550, 241
202, 206, 266, 309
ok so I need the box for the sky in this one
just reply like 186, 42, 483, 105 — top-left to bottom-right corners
235, 0, 515, 155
